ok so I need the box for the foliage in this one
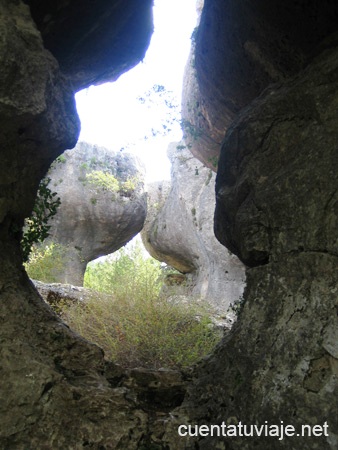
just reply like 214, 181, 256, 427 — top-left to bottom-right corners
84, 168, 138, 196
135, 84, 206, 147
56, 155, 67, 164
24, 242, 66, 283
137, 84, 180, 139
180, 118, 202, 141
208, 155, 219, 168
21, 178, 61, 262
86, 170, 120, 193
120, 176, 139, 195
228, 296, 246, 318
61, 242, 220, 369
84, 242, 162, 299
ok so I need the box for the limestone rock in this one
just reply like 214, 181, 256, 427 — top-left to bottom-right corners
26, 0, 154, 91
0, 2, 157, 446
142, 143, 246, 313
0, 1, 80, 229
161, 44, 338, 450
181, 1, 222, 171
33, 279, 94, 313
215, 48, 338, 267
163, 253, 338, 449
187, 0, 338, 168
45, 141, 147, 285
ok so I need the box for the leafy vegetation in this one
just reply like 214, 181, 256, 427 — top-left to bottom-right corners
21, 178, 61, 262
86, 170, 120, 193
24, 242, 66, 283
137, 84, 180, 139
83, 167, 139, 197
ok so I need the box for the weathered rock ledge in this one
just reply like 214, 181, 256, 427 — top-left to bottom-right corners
142, 142, 246, 313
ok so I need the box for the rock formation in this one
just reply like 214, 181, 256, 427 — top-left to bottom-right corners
43, 141, 146, 285
142, 142, 246, 313
26, 0, 154, 90
181, 0, 221, 171
0, 0, 338, 448
183, 0, 338, 171
161, 44, 338, 450
0, 1, 157, 447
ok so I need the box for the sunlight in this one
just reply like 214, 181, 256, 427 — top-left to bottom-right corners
75, 0, 198, 183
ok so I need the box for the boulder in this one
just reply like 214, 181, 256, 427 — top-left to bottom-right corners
215, 48, 338, 267
43, 141, 147, 285
142, 142, 246, 313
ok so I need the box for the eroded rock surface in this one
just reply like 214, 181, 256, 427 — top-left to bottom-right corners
45, 141, 146, 285
142, 143, 246, 313
186, 0, 338, 168
25, 0, 154, 90
160, 45, 338, 450
163, 253, 338, 449
0, 1, 159, 448
215, 48, 338, 267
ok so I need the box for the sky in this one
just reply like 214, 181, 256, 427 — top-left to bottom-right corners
75, 0, 198, 183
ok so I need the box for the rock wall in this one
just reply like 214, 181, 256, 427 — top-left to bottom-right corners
185, 0, 338, 169
26, 0, 154, 90
161, 17, 338, 450
142, 143, 246, 313
44, 141, 147, 285
0, 1, 158, 448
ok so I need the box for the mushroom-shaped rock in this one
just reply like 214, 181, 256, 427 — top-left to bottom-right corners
141, 142, 245, 313
44, 141, 147, 285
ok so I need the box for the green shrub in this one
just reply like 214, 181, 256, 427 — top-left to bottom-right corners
24, 242, 66, 283
86, 170, 120, 193
62, 242, 220, 369
120, 176, 139, 194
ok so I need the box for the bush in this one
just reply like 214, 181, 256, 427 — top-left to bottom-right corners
24, 242, 66, 283
86, 170, 120, 193
62, 242, 220, 369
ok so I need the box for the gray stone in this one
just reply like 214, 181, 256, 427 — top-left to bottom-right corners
161, 43, 338, 450
0, 2, 157, 448
187, 0, 338, 168
142, 142, 246, 313
215, 48, 338, 267
163, 252, 338, 449
27, 0, 154, 91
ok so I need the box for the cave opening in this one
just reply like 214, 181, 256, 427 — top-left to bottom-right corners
2, 0, 338, 447
22, 0, 233, 373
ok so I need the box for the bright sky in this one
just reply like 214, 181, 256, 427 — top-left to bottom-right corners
75, 0, 198, 183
